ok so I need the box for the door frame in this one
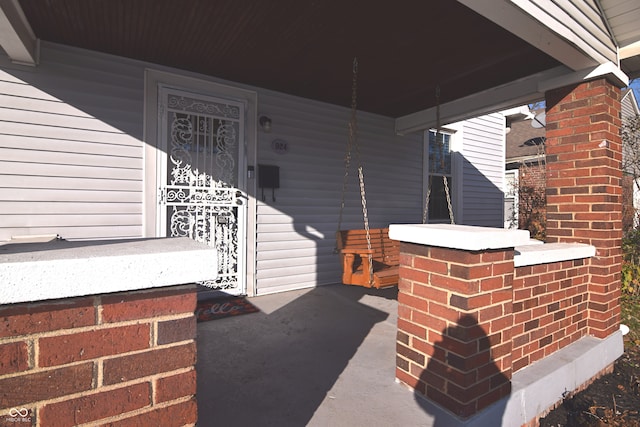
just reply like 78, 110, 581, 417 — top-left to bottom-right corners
143, 69, 258, 296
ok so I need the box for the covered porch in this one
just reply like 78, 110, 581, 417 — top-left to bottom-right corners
1, 1, 640, 425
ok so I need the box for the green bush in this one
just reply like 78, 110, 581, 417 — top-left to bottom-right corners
622, 229, 640, 298
622, 261, 640, 297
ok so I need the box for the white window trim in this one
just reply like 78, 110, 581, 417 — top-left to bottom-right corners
423, 125, 463, 223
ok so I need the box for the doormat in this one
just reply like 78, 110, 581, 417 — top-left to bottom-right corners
195, 297, 260, 322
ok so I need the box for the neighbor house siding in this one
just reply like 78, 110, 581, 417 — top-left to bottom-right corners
255, 89, 423, 294
0, 44, 145, 241
461, 113, 505, 227
621, 90, 639, 120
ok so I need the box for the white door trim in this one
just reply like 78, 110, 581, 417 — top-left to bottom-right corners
143, 69, 258, 296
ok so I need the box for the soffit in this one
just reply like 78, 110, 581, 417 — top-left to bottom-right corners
599, 0, 640, 79
15, 0, 561, 117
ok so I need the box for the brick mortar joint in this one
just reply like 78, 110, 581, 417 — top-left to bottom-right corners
395, 353, 416, 367
405, 287, 454, 298
95, 296, 103, 325
1, 313, 195, 342
98, 311, 195, 326
1, 379, 151, 415
151, 320, 157, 348
0, 321, 151, 344
0, 366, 196, 416
0, 339, 196, 381
0, 337, 40, 368
72, 395, 197, 427
93, 339, 197, 363
0, 358, 91, 382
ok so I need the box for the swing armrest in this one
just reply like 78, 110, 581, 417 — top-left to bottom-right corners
340, 249, 374, 285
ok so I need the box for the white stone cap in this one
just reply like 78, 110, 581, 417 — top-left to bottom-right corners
0, 237, 218, 305
388, 224, 531, 251
514, 242, 596, 267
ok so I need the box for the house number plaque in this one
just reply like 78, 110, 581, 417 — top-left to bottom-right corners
271, 138, 289, 154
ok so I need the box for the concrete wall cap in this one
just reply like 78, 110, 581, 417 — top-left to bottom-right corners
0, 237, 218, 304
388, 224, 531, 251
514, 242, 596, 267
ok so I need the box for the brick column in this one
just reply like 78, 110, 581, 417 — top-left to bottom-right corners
545, 78, 623, 338
391, 225, 529, 419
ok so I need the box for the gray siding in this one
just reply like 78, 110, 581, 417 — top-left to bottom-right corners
461, 113, 505, 228
0, 44, 145, 241
255, 90, 423, 293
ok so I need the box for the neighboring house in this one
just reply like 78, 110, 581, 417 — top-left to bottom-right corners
505, 90, 640, 233
621, 88, 640, 228
504, 107, 546, 235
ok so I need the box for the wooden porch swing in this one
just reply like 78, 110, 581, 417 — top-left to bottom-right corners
335, 63, 454, 289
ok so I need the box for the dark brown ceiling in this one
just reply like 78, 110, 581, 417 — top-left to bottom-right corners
18, 0, 561, 117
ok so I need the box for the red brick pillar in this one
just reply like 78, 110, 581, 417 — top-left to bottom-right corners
391, 225, 529, 419
545, 78, 623, 338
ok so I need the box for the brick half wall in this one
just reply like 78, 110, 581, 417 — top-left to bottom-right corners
512, 259, 590, 372
0, 285, 197, 427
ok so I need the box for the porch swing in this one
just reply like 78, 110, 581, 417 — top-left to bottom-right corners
335, 61, 454, 289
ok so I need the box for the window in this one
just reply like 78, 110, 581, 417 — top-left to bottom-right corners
426, 130, 454, 222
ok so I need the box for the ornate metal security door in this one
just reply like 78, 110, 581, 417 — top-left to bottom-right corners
158, 87, 247, 295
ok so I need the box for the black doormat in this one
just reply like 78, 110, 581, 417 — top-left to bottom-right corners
195, 297, 260, 322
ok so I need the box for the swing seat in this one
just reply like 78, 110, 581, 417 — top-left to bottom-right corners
336, 228, 399, 288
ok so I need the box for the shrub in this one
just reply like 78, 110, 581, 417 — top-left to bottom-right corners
622, 229, 640, 298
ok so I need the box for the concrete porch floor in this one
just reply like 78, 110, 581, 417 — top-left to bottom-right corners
196, 283, 441, 427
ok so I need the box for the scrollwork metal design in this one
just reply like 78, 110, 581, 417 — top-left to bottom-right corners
168, 94, 240, 119
162, 95, 243, 292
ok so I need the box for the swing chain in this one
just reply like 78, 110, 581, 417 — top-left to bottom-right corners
336, 138, 352, 238
358, 166, 374, 283
334, 58, 373, 285
336, 58, 360, 241
443, 175, 454, 224
423, 85, 455, 225
423, 175, 432, 224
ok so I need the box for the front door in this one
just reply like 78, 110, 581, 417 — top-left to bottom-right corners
157, 86, 247, 295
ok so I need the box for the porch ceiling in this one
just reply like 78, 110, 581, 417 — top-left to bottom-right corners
15, 0, 562, 118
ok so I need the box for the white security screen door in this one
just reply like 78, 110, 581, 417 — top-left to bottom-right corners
157, 86, 247, 295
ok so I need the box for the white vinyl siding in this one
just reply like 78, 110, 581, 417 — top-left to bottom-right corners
460, 113, 505, 228
255, 89, 423, 294
0, 44, 145, 241
622, 90, 639, 120
0, 41, 503, 295
621, 91, 640, 184
518, 0, 616, 65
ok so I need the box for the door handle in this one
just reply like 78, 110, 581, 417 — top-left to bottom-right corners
236, 190, 248, 205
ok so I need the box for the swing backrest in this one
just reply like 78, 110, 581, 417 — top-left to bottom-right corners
336, 228, 399, 269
